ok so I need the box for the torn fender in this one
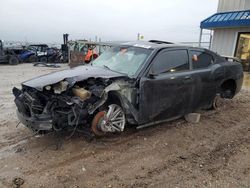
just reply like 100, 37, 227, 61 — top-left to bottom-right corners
88, 81, 139, 124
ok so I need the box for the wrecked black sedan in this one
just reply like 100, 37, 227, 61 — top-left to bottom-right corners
13, 41, 243, 136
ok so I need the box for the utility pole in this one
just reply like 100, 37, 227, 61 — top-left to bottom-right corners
198, 29, 203, 47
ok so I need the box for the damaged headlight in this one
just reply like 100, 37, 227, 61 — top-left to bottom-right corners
53, 81, 69, 94
44, 81, 69, 94
45, 85, 51, 91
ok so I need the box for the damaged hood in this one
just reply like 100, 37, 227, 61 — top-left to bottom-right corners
22, 65, 126, 91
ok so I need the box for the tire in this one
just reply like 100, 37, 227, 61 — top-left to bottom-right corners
28, 55, 38, 63
207, 94, 224, 110
91, 111, 107, 136
8, 56, 19, 65
40, 56, 47, 63
91, 104, 126, 136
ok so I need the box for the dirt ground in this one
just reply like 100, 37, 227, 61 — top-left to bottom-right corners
0, 64, 250, 188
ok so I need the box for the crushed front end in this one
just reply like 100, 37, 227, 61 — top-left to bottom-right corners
12, 77, 111, 135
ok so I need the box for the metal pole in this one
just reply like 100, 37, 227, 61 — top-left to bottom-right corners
208, 30, 212, 50
99, 37, 101, 54
198, 29, 203, 47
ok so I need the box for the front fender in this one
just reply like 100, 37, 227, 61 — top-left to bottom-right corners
20, 51, 35, 61
87, 81, 139, 124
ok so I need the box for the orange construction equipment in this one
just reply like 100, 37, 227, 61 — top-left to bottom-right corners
84, 48, 98, 63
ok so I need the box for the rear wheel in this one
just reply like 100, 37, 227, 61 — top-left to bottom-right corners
8, 56, 19, 65
91, 104, 126, 136
40, 56, 47, 63
210, 94, 224, 110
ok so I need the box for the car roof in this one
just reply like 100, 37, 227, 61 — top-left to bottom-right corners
120, 40, 205, 50
29, 44, 48, 47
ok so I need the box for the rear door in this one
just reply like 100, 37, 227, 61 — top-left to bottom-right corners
139, 49, 196, 124
189, 49, 219, 109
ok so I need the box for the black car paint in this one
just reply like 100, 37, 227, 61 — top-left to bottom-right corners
13, 41, 244, 134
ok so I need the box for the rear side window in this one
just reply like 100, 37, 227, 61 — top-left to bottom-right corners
151, 50, 189, 74
190, 50, 214, 69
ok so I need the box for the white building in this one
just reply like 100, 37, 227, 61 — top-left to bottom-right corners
200, 0, 250, 70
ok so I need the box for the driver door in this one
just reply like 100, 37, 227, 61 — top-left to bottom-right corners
138, 49, 195, 124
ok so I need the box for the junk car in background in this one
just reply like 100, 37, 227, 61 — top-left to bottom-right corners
0, 40, 19, 65
13, 40, 243, 138
15, 44, 48, 62
19, 44, 61, 63
68, 40, 117, 68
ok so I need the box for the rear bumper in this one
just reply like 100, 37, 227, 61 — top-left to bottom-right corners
16, 110, 53, 131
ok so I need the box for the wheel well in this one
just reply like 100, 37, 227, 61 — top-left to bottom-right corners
106, 91, 138, 125
107, 91, 122, 106
220, 79, 236, 99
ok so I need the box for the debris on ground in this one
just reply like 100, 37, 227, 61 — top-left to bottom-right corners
14, 147, 25, 153
179, 155, 188, 160
184, 113, 201, 123
82, 166, 86, 172
12, 177, 24, 187
33, 62, 61, 68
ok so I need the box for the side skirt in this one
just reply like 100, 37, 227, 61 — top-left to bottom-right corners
136, 115, 182, 129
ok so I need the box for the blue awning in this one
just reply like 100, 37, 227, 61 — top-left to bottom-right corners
200, 10, 250, 29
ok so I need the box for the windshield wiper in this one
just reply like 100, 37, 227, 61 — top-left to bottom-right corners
103, 65, 110, 70
102, 65, 128, 76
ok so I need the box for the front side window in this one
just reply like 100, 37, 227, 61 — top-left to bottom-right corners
92, 46, 152, 76
41, 46, 47, 52
190, 50, 213, 69
150, 50, 189, 74
27, 46, 37, 52
38, 46, 42, 52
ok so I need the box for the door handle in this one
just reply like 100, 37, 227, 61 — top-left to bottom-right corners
184, 76, 192, 80
214, 72, 224, 79
183, 76, 192, 83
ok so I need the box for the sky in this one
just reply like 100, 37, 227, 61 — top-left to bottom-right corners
0, 0, 218, 44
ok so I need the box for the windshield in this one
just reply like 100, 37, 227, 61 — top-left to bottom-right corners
27, 46, 37, 52
92, 46, 152, 76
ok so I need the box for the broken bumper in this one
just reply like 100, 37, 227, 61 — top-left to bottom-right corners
16, 110, 53, 131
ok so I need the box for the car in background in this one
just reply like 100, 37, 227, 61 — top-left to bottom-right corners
0, 40, 19, 65
18, 44, 48, 62
17, 44, 61, 63
13, 40, 243, 138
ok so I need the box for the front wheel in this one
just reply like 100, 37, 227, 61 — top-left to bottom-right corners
8, 56, 19, 65
91, 104, 126, 136
40, 56, 47, 63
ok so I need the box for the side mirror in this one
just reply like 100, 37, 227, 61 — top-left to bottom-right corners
148, 70, 157, 79
192, 54, 198, 62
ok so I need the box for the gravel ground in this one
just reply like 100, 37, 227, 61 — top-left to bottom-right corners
0, 64, 249, 188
